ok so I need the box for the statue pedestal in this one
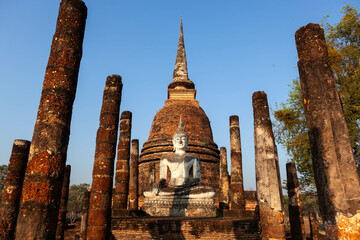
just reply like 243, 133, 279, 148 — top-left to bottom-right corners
141, 197, 216, 217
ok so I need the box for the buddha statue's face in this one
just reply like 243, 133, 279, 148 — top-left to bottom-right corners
173, 134, 188, 152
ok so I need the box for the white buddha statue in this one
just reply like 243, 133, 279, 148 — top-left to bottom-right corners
143, 117, 215, 199
160, 117, 201, 187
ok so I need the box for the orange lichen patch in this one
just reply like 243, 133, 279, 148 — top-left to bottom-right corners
326, 213, 360, 240
25, 152, 63, 176
20, 181, 51, 204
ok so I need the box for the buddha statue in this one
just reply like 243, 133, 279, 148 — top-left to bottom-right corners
142, 117, 216, 217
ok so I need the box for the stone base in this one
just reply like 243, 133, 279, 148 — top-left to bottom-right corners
325, 212, 360, 240
112, 208, 148, 218
141, 197, 217, 217
111, 216, 260, 239
222, 209, 257, 219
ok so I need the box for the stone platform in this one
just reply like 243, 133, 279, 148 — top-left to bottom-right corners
141, 197, 216, 217
111, 216, 260, 239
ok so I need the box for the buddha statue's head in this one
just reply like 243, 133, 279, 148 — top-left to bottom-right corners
172, 117, 188, 153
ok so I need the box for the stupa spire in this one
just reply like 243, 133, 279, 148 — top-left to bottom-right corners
169, 17, 195, 89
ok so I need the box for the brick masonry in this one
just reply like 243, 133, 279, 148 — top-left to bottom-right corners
229, 115, 245, 210
111, 217, 259, 239
253, 91, 285, 240
15, 1, 87, 239
56, 165, 71, 240
0, 140, 30, 240
87, 74, 122, 240
296, 23, 360, 239
113, 111, 132, 210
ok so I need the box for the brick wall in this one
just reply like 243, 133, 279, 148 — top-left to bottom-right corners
111, 217, 259, 239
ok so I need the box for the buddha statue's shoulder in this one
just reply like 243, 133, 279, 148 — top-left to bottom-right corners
184, 153, 198, 162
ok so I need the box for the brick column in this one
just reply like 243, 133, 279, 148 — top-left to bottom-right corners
79, 190, 90, 240
309, 211, 319, 240
229, 115, 245, 210
128, 139, 139, 210
219, 147, 230, 209
253, 91, 285, 240
86, 74, 122, 240
296, 23, 360, 239
286, 162, 305, 240
15, 1, 87, 238
113, 111, 132, 210
56, 165, 71, 240
0, 140, 30, 240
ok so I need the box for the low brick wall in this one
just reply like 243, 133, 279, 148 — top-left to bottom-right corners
111, 217, 259, 239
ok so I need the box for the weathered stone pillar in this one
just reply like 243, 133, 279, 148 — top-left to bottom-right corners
296, 23, 360, 239
0, 140, 30, 240
229, 115, 245, 210
113, 111, 132, 210
309, 211, 319, 240
80, 190, 90, 240
286, 162, 305, 240
86, 74, 122, 240
56, 165, 71, 240
15, 1, 87, 239
128, 139, 139, 210
219, 147, 230, 209
253, 91, 285, 240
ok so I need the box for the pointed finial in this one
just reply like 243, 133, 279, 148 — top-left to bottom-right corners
178, 115, 184, 128
169, 17, 195, 89
173, 116, 188, 138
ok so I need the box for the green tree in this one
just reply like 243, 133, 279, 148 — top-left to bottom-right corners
324, 4, 360, 165
274, 3, 360, 194
0, 165, 8, 200
67, 183, 89, 223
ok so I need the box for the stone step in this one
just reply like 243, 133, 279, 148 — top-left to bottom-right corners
111, 216, 260, 239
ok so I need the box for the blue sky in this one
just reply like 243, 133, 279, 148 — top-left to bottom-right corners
0, 1, 358, 190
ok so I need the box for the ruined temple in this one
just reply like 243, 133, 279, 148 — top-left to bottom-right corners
138, 18, 220, 206
4, 1, 360, 239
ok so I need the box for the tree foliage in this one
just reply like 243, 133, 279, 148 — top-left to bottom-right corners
67, 183, 89, 223
324, 4, 360, 164
274, 4, 360, 193
0, 165, 8, 200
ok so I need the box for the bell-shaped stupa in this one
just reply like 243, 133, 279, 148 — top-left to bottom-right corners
138, 18, 220, 205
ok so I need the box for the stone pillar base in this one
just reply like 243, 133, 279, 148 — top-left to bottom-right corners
141, 198, 217, 217
325, 212, 360, 240
259, 202, 286, 240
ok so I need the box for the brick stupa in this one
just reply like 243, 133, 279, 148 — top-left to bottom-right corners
138, 19, 220, 206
